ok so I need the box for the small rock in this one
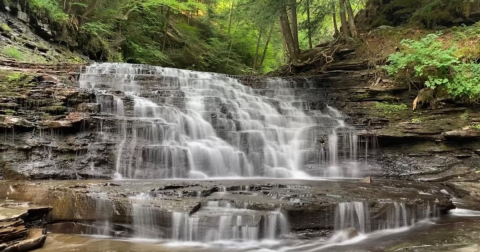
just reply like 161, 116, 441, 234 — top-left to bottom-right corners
361, 177, 372, 184
345, 228, 359, 239
470, 191, 478, 197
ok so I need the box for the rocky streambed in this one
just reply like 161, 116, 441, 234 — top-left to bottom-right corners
1, 178, 480, 251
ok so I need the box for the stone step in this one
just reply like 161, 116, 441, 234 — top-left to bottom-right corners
0, 226, 28, 243
1, 228, 46, 252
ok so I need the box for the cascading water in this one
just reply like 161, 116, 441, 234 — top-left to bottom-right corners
171, 200, 289, 242
334, 202, 370, 234
79, 63, 359, 179
333, 201, 437, 238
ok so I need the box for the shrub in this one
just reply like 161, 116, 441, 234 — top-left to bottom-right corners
28, 0, 69, 24
385, 33, 480, 101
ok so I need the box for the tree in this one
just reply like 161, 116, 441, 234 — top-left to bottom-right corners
345, 0, 358, 38
339, 0, 350, 38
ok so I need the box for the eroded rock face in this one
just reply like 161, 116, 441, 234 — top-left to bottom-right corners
0, 180, 455, 239
0, 70, 114, 180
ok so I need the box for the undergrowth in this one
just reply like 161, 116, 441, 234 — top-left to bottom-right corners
385, 26, 480, 103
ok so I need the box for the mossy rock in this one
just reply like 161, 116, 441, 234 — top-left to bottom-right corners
39, 106, 68, 115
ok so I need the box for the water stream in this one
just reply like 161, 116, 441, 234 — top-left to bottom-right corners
79, 63, 359, 179
74, 63, 449, 251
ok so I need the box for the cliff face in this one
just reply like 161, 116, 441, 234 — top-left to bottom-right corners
0, 65, 114, 180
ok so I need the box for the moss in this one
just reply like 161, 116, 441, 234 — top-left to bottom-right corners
374, 102, 408, 114
0, 70, 34, 95
39, 106, 68, 114
0, 23, 12, 33
6, 72, 27, 83
352, 93, 370, 101
411, 118, 422, 123
1, 109, 16, 115
2, 46, 23, 60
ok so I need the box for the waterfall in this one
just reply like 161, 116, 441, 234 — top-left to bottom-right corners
79, 63, 359, 179
334, 202, 370, 234
170, 200, 288, 242
334, 201, 435, 235
88, 192, 113, 236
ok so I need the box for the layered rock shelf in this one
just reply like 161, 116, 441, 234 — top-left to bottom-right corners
0, 179, 455, 238
0, 201, 50, 252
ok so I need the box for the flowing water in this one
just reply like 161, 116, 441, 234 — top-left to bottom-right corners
79, 63, 359, 179
74, 64, 450, 251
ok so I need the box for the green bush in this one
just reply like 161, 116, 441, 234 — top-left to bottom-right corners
385, 33, 480, 101
28, 0, 69, 24
2, 46, 24, 60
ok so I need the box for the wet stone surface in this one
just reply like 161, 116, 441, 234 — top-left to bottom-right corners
0, 179, 454, 238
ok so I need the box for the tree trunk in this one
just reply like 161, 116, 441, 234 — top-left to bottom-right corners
279, 9, 298, 62
162, 7, 171, 51
259, 25, 274, 70
253, 28, 263, 70
339, 0, 350, 38
345, 0, 358, 38
288, 0, 299, 52
306, 0, 312, 49
332, 0, 339, 36
227, 1, 234, 41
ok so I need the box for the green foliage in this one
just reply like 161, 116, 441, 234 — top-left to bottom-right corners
472, 124, 480, 130
2, 46, 24, 60
27, 0, 69, 23
7, 72, 27, 83
374, 102, 408, 114
386, 32, 480, 100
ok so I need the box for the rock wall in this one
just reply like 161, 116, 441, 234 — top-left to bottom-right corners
1, 61, 480, 182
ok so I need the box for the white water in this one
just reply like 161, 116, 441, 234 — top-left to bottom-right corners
171, 201, 288, 242
79, 63, 359, 179
333, 201, 436, 241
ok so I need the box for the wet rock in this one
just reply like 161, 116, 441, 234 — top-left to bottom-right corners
361, 177, 372, 184
2, 228, 46, 252
76, 103, 100, 114
345, 228, 359, 239
443, 130, 480, 139
0, 180, 455, 235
